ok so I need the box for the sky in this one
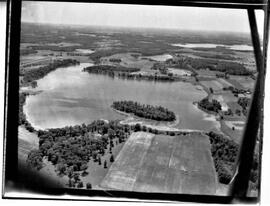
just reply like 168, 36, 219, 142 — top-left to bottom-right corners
21, 1, 264, 34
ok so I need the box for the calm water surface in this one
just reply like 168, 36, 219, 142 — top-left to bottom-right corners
24, 63, 218, 130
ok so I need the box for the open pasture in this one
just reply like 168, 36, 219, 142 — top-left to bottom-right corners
220, 120, 244, 144
100, 53, 155, 71
200, 80, 224, 93
100, 132, 217, 195
229, 75, 255, 90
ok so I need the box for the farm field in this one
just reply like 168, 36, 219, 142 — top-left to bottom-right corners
18, 126, 39, 162
100, 132, 218, 195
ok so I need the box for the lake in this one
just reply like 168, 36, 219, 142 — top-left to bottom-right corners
75, 49, 95, 54
145, 54, 173, 61
171, 43, 253, 51
24, 63, 219, 131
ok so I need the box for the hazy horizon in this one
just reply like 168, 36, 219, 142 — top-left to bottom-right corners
21, 1, 264, 35
20, 21, 252, 37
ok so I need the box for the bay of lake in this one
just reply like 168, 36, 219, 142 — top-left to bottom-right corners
24, 63, 218, 131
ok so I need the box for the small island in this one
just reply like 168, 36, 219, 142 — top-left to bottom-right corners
198, 98, 222, 113
112, 100, 176, 121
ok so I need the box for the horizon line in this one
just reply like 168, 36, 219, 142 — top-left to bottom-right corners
21, 21, 251, 35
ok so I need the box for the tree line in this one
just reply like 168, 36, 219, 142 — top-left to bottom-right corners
19, 92, 35, 132
83, 65, 140, 75
207, 131, 239, 184
112, 100, 176, 121
83, 65, 176, 82
165, 56, 252, 76
238, 97, 251, 116
207, 131, 259, 186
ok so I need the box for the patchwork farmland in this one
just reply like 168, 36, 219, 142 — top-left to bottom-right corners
100, 132, 218, 195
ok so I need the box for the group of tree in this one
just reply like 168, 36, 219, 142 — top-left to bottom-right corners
215, 62, 252, 76
207, 131, 239, 184
112, 100, 176, 121
83, 65, 176, 82
119, 72, 175, 82
151, 62, 168, 74
27, 120, 130, 177
198, 98, 222, 113
20, 48, 38, 56
19, 92, 35, 132
82, 65, 140, 75
222, 86, 250, 95
30, 45, 77, 52
238, 97, 251, 116
109, 58, 122, 63
132, 123, 180, 136
208, 131, 259, 186
165, 56, 252, 76
22, 59, 80, 84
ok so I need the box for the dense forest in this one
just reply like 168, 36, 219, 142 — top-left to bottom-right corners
118, 72, 175, 81
208, 131, 259, 186
83, 65, 140, 75
27, 120, 131, 187
22, 59, 80, 85
208, 131, 239, 184
83, 65, 176, 81
19, 92, 35, 132
112, 100, 176, 121
165, 57, 252, 76
109, 58, 122, 63
238, 97, 251, 116
198, 98, 222, 113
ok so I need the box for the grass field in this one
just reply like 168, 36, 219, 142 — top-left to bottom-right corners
100, 132, 218, 195
80, 138, 125, 189
200, 80, 224, 93
100, 53, 155, 71
229, 75, 255, 90
220, 120, 244, 144
18, 126, 39, 162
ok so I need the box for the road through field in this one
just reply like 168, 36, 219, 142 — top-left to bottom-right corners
100, 132, 218, 195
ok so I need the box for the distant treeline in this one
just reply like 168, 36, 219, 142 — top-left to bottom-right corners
30, 45, 77, 52
83, 65, 140, 75
198, 98, 222, 113
109, 58, 122, 63
195, 52, 236, 61
22, 59, 79, 84
20, 48, 38, 56
112, 100, 176, 121
117, 72, 175, 82
166, 57, 252, 76
84, 65, 176, 82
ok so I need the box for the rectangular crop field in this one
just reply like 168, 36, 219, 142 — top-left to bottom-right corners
100, 132, 218, 195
